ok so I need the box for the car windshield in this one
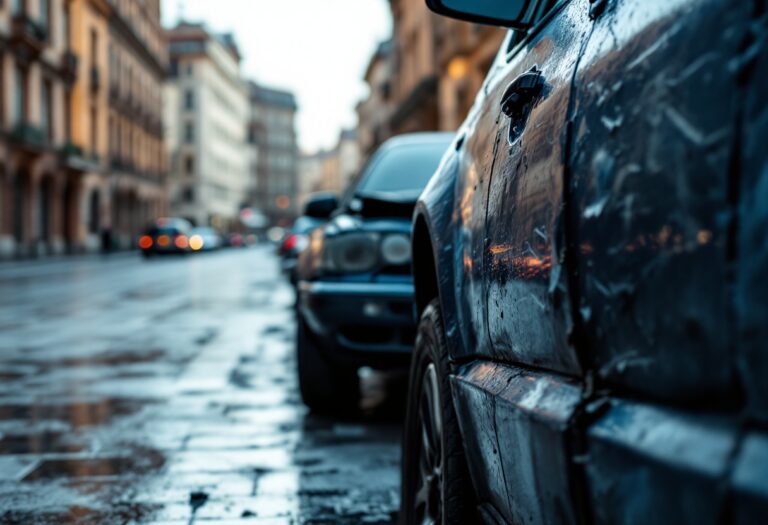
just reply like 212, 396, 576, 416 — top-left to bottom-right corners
355, 141, 449, 200
148, 226, 182, 235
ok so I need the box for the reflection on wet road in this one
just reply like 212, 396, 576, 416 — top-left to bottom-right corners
0, 248, 401, 524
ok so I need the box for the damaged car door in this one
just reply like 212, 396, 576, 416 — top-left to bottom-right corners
449, 1, 594, 523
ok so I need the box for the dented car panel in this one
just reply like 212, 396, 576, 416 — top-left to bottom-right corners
569, 0, 750, 403
414, 0, 768, 522
483, 0, 591, 375
451, 362, 582, 525
737, 2, 768, 421
585, 400, 739, 525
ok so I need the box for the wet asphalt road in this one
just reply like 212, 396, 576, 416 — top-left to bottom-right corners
0, 247, 403, 524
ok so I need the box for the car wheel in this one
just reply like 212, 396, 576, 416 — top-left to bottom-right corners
296, 316, 360, 414
401, 299, 476, 524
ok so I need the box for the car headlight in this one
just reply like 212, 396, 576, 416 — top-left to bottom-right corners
380, 234, 411, 265
323, 232, 380, 273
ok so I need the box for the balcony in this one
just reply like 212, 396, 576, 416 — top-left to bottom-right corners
60, 142, 101, 172
90, 66, 101, 92
61, 51, 79, 84
11, 14, 48, 62
10, 122, 46, 151
59, 142, 84, 158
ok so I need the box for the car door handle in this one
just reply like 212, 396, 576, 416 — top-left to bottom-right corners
500, 67, 545, 120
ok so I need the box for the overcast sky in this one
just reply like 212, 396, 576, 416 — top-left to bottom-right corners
162, 0, 393, 153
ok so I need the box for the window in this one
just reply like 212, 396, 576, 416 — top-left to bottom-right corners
90, 29, 98, 66
88, 190, 100, 234
11, 0, 22, 16
184, 89, 194, 110
14, 66, 26, 124
64, 88, 72, 141
183, 187, 194, 203
90, 107, 98, 155
62, 4, 70, 49
185, 63, 193, 76
41, 79, 52, 142
184, 122, 194, 143
40, 0, 50, 35
184, 155, 194, 174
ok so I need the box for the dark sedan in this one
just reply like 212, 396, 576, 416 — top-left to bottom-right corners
138, 218, 193, 257
279, 193, 337, 285
295, 132, 453, 413
401, 0, 768, 524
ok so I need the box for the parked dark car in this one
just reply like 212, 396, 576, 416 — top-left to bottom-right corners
279, 193, 338, 284
139, 218, 193, 257
401, 1, 768, 524
295, 132, 453, 413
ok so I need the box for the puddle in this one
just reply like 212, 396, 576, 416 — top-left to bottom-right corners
23, 447, 165, 481
0, 431, 84, 454
1, 502, 162, 525
53, 349, 167, 368
0, 398, 151, 427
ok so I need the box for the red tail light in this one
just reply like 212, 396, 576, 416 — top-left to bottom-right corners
139, 235, 153, 249
283, 234, 299, 252
175, 235, 189, 249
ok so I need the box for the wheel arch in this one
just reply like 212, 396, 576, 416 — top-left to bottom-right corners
412, 213, 439, 318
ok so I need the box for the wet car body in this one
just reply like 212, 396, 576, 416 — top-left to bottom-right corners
295, 132, 453, 412
139, 218, 193, 257
405, 0, 768, 523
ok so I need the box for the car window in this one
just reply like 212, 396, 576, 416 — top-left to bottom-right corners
506, 0, 564, 57
355, 142, 449, 198
149, 226, 182, 235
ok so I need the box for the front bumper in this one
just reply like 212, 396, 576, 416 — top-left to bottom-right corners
298, 279, 416, 368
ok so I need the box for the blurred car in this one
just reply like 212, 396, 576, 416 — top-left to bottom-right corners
226, 232, 244, 248
400, 0, 768, 524
279, 193, 338, 284
188, 227, 223, 252
138, 218, 193, 257
295, 132, 453, 413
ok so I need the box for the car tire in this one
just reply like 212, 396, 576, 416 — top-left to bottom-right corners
401, 298, 476, 524
296, 316, 360, 414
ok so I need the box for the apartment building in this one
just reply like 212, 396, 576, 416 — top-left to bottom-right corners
0, 0, 167, 258
356, 0, 504, 152
248, 81, 298, 226
107, 0, 167, 249
165, 22, 248, 231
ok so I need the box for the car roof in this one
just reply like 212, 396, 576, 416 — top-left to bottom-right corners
378, 132, 455, 151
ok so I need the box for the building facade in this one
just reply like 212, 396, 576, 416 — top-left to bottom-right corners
106, 0, 167, 249
0, 0, 167, 259
248, 81, 298, 226
356, 40, 393, 157
356, 0, 504, 153
165, 23, 248, 231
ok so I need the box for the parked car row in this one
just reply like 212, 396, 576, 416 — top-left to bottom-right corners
138, 218, 243, 257
280, 0, 768, 523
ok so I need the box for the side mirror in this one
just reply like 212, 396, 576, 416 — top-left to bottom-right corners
426, 0, 536, 28
303, 193, 339, 219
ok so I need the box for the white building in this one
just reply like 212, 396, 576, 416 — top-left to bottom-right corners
165, 23, 249, 231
